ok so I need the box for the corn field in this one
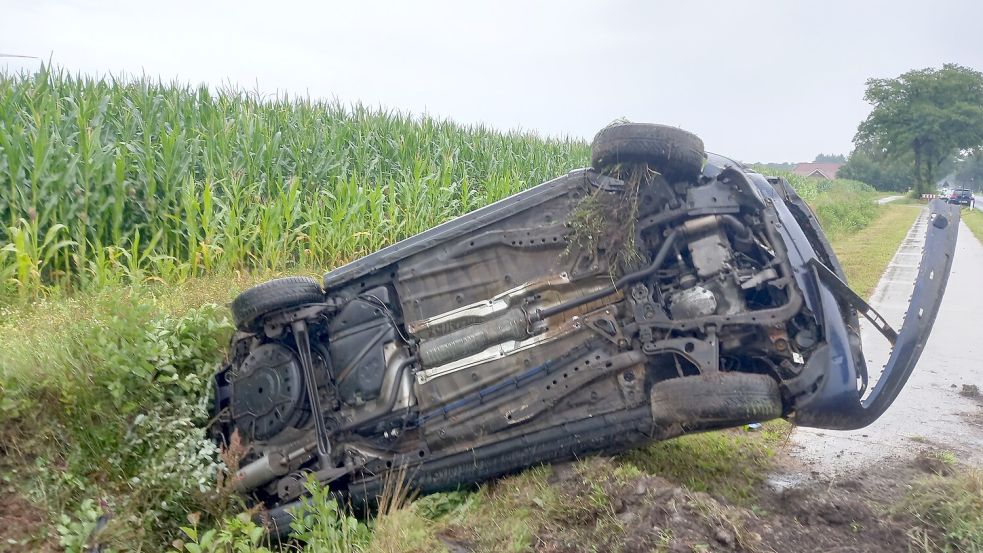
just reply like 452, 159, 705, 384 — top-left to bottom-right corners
0, 66, 589, 300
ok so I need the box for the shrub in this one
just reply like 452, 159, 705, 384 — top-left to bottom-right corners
290, 478, 372, 552
0, 297, 235, 548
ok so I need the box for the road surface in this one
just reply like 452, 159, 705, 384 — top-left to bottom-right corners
786, 207, 983, 476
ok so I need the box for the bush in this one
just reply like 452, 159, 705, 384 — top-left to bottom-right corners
755, 169, 880, 238
0, 295, 235, 549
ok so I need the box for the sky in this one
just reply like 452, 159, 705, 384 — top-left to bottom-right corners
3, 0, 983, 163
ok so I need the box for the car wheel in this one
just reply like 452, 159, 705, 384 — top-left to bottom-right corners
231, 276, 324, 331
650, 372, 782, 427
590, 122, 706, 181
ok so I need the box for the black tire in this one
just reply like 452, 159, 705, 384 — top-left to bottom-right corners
590, 122, 705, 181
231, 276, 324, 330
650, 373, 782, 427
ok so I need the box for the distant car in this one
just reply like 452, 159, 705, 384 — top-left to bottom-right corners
948, 188, 974, 206
211, 123, 961, 535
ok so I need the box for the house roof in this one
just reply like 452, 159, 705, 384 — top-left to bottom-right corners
792, 162, 843, 179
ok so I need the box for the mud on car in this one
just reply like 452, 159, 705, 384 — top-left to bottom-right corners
211, 123, 959, 533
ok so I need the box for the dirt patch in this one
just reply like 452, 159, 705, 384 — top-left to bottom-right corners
0, 436, 57, 553
962, 408, 983, 427
961, 384, 981, 400
0, 492, 57, 553
457, 455, 945, 553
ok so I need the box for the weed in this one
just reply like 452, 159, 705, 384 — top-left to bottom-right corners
175, 511, 273, 553
566, 164, 650, 279
289, 477, 372, 552
55, 498, 111, 553
412, 490, 472, 521
936, 451, 958, 467
899, 469, 983, 552
368, 508, 447, 553
435, 466, 554, 553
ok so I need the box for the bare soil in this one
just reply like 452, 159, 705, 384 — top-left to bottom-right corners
436, 453, 945, 553
0, 491, 57, 553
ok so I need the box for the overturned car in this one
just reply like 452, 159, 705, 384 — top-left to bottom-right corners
212, 123, 959, 532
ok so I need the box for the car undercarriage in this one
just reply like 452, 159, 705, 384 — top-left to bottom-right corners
210, 123, 959, 534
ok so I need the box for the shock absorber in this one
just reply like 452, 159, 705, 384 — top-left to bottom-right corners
291, 320, 331, 466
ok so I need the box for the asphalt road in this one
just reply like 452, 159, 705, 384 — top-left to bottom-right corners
787, 207, 983, 475
876, 195, 903, 205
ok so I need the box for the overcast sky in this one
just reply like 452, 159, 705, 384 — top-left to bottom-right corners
3, 0, 983, 162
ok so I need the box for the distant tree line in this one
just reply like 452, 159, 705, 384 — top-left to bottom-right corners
813, 153, 846, 163
838, 149, 920, 191
752, 155, 845, 173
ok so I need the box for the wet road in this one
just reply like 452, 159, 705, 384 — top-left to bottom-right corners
788, 207, 983, 475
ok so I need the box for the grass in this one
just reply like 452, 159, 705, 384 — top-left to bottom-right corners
830, 204, 921, 298
901, 469, 983, 552
621, 421, 793, 505
436, 466, 556, 553
962, 207, 983, 244
752, 168, 882, 238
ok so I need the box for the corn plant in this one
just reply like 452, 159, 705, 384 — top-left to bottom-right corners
0, 65, 590, 300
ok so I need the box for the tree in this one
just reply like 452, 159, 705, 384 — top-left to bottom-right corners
854, 64, 983, 194
838, 148, 915, 191
813, 153, 846, 163
953, 150, 983, 192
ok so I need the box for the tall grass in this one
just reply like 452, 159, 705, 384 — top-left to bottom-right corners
753, 168, 880, 237
0, 66, 589, 299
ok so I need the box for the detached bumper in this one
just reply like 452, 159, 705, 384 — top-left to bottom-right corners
791, 199, 960, 430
